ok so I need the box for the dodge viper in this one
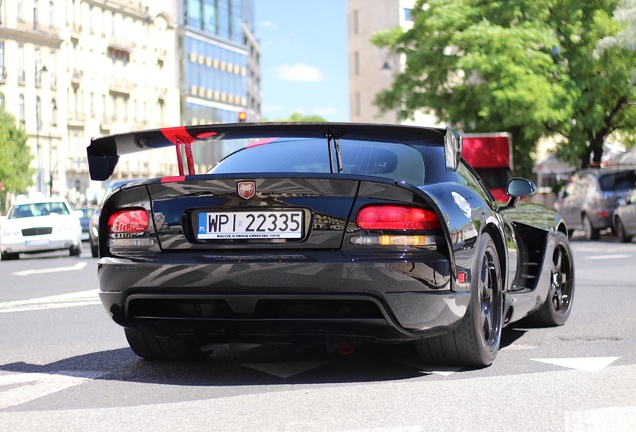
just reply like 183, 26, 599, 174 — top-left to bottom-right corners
87, 123, 575, 367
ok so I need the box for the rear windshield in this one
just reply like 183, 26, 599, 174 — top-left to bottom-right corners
209, 138, 425, 185
598, 170, 636, 191
9, 201, 70, 219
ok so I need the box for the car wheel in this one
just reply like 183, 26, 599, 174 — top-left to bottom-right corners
582, 214, 600, 240
1, 251, 19, 260
615, 217, 632, 243
91, 242, 99, 258
415, 232, 503, 367
525, 232, 575, 326
69, 243, 81, 256
124, 328, 210, 361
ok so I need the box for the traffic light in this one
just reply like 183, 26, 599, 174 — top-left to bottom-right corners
238, 111, 247, 123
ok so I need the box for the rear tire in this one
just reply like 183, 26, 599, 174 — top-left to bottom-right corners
524, 232, 575, 326
615, 218, 632, 243
582, 214, 600, 240
125, 328, 210, 361
415, 232, 503, 368
90, 242, 99, 258
70, 243, 82, 256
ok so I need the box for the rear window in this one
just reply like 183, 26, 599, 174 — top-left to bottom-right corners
209, 138, 425, 185
598, 170, 636, 191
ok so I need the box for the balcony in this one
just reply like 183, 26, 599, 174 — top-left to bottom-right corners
71, 69, 83, 86
109, 77, 134, 94
0, 67, 7, 83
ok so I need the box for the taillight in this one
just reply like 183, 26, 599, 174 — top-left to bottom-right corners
108, 209, 149, 233
356, 205, 441, 231
106, 208, 154, 252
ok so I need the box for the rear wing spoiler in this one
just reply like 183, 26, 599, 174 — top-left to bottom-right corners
86, 122, 462, 181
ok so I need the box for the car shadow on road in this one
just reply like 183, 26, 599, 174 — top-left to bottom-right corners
0, 327, 532, 386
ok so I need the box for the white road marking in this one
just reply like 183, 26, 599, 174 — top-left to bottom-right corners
531, 356, 620, 372
243, 361, 330, 378
0, 371, 107, 410
12, 261, 88, 276
392, 358, 461, 375
585, 254, 632, 260
566, 406, 636, 431
0, 289, 100, 313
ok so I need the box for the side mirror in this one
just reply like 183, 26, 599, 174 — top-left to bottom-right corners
507, 178, 536, 197
499, 178, 536, 211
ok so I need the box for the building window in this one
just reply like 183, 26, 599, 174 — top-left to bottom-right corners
404, 8, 412, 21
354, 51, 360, 76
33, 0, 39, 29
0, 93, 5, 111
49, 1, 54, 28
51, 99, 57, 126
353, 10, 358, 35
0, 42, 5, 79
187, 0, 202, 29
36, 96, 42, 130
355, 92, 360, 117
18, 95, 25, 123
18, 45, 25, 83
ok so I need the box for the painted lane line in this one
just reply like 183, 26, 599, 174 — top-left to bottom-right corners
0, 371, 108, 410
0, 289, 100, 313
12, 261, 88, 276
531, 357, 620, 372
585, 254, 632, 260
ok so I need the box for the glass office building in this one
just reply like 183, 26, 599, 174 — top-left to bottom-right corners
179, 0, 260, 165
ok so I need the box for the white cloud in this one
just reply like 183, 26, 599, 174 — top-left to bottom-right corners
275, 63, 324, 82
259, 20, 278, 29
312, 107, 339, 117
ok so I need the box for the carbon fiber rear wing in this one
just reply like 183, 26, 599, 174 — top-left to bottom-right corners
86, 122, 461, 181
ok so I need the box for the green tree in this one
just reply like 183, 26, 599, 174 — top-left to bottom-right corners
0, 111, 33, 213
274, 112, 328, 122
372, 0, 636, 175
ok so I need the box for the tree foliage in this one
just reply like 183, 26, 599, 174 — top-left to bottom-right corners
0, 111, 33, 213
372, 0, 636, 175
273, 112, 328, 122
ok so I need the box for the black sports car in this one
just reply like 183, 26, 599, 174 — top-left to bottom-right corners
87, 123, 575, 367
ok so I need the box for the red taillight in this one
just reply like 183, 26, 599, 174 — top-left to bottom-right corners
356, 205, 441, 230
107, 209, 149, 234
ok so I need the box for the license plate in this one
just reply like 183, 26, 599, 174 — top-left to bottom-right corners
197, 210, 304, 240
26, 239, 51, 246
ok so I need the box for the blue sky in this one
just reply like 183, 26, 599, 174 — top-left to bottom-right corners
254, 0, 350, 121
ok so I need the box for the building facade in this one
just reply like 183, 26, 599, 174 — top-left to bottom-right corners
348, 0, 437, 126
178, 0, 261, 169
0, 0, 260, 205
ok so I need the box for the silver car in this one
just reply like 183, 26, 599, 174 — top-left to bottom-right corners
614, 188, 636, 242
554, 168, 636, 240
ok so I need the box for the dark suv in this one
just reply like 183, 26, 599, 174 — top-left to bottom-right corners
554, 168, 636, 240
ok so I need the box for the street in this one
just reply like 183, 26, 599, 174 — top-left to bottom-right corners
0, 236, 635, 432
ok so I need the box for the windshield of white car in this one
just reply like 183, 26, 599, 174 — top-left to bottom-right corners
8, 202, 71, 219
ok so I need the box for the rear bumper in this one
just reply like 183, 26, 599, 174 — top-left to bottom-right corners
97, 251, 470, 343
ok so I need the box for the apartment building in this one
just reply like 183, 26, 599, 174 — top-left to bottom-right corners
0, 0, 260, 204
348, 0, 437, 126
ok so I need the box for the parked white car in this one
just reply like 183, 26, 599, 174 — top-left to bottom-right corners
0, 196, 83, 260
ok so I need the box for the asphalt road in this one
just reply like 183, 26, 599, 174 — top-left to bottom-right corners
0, 236, 635, 432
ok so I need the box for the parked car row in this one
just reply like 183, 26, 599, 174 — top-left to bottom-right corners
554, 167, 636, 241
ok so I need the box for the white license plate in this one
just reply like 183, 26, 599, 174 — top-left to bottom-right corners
197, 210, 304, 239
26, 239, 51, 247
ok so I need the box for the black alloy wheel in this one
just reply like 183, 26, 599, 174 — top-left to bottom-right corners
525, 231, 575, 326
415, 232, 503, 367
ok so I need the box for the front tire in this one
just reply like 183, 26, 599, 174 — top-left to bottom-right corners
415, 232, 503, 367
125, 328, 210, 361
1, 251, 19, 260
524, 231, 575, 326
